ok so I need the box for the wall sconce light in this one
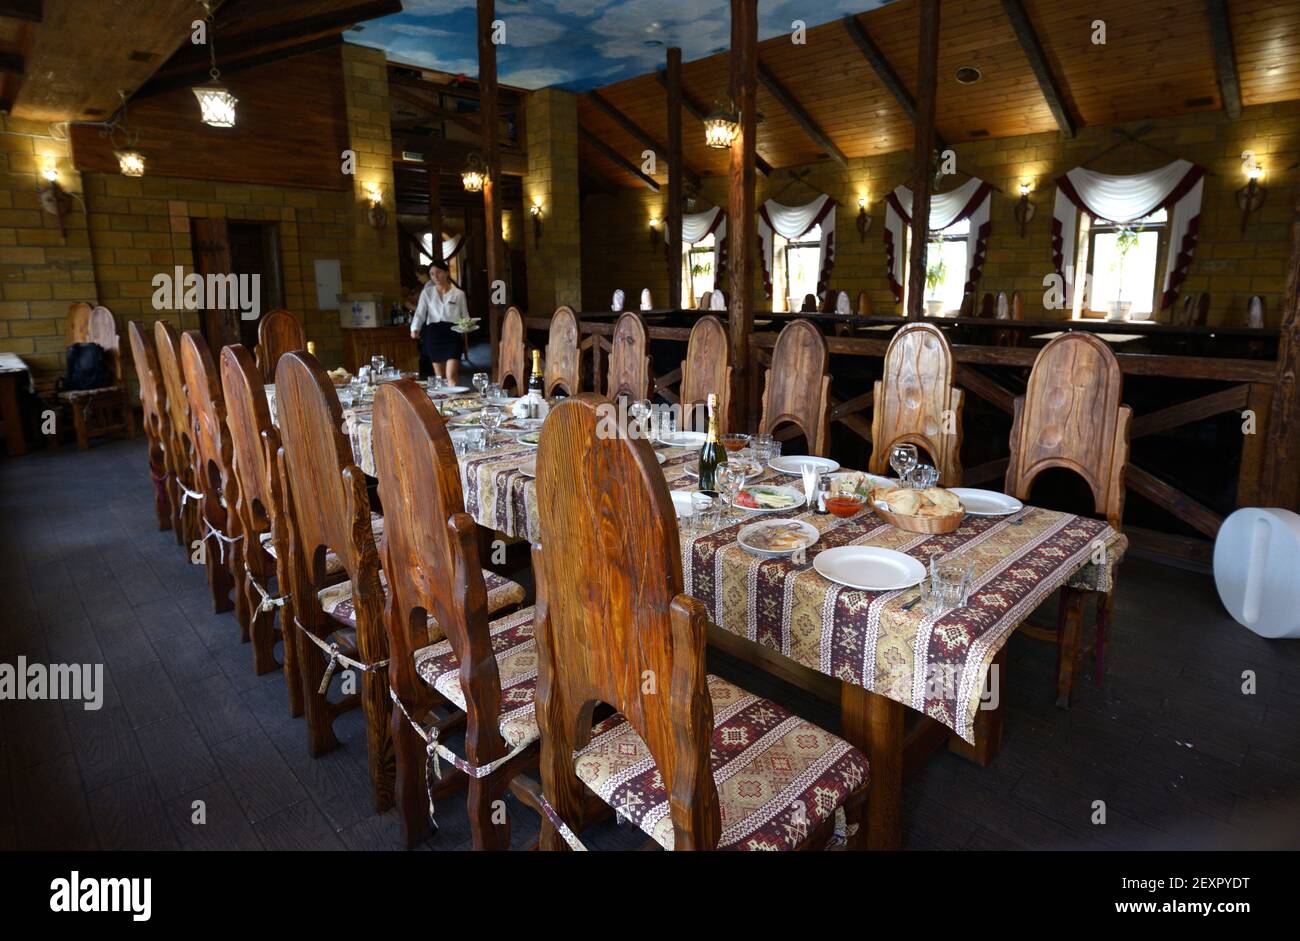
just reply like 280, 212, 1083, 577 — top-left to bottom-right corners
530, 203, 543, 248
365, 183, 387, 229
37, 165, 71, 236
462, 153, 485, 192
648, 215, 660, 246
856, 195, 872, 241
1015, 181, 1036, 238
110, 90, 147, 178
1237, 156, 1266, 234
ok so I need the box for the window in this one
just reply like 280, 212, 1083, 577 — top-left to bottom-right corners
902, 218, 968, 314
682, 234, 716, 307
772, 225, 821, 312
1085, 209, 1166, 317
419, 232, 463, 285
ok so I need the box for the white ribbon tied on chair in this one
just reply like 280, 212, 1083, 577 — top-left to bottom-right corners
1051, 159, 1204, 310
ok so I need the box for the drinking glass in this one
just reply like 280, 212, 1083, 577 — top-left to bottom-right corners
430, 375, 448, 393
472, 372, 490, 396
889, 443, 918, 481
688, 491, 716, 535
628, 399, 652, 438
369, 355, 386, 384
480, 405, 504, 447
338, 387, 355, 408
751, 433, 776, 467
926, 555, 974, 615
908, 463, 940, 490
656, 406, 677, 441
718, 462, 748, 522
484, 382, 504, 404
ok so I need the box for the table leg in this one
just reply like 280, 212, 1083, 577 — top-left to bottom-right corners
840, 681, 903, 850
1056, 586, 1087, 708
0, 375, 27, 457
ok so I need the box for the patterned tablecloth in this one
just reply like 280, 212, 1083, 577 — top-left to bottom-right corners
281, 389, 1127, 743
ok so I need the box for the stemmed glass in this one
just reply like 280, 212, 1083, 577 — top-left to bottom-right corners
889, 443, 919, 482
480, 405, 504, 447
472, 372, 489, 397
369, 355, 386, 385
628, 398, 652, 438
718, 462, 749, 523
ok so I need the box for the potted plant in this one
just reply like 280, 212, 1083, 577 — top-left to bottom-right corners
1106, 225, 1140, 321
925, 243, 947, 316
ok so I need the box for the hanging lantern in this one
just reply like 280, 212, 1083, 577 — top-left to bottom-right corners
192, 1, 238, 128
703, 101, 740, 150
115, 149, 147, 178
462, 153, 485, 193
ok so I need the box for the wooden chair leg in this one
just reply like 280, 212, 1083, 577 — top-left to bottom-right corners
361, 670, 395, 814
468, 775, 512, 851
1056, 587, 1087, 708
840, 682, 903, 851
296, 627, 341, 758
393, 707, 432, 849
1094, 590, 1112, 685
71, 403, 89, 450
123, 397, 136, 439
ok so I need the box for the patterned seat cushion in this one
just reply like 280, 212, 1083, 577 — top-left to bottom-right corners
412, 607, 539, 749
317, 567, 525, 640
58, 384, 122, 401
258, 512, 385, 577
573, 674, 869, 851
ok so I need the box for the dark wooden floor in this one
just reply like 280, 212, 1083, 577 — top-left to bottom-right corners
2, 436, 1298, 851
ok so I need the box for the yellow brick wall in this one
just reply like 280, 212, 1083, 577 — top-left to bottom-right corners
583, 101, 1300, 327
523, 88, 583, 315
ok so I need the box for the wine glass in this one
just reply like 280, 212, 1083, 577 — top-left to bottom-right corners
889, 443, 919, 482
718, 462, 749, 522
480, 405, 504, 447
628, 398, 652, 438
472, 372, 489, 396
369, 355, 386, 385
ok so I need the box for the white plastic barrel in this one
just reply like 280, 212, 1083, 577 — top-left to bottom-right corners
1213, 508, 1300, 639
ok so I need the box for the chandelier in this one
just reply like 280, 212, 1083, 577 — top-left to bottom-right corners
462, 153, 485, 192
703, 101, 740, 150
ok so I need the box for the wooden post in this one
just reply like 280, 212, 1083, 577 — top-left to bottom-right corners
425, 157, 444, 266
1261, 196, 1300, 510
728, 0, 758, 423
906, 0, 941, 320
478, 0, 505, 367
667, 47, 684, 312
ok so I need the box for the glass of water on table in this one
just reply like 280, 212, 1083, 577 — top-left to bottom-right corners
926, 555, 974, 615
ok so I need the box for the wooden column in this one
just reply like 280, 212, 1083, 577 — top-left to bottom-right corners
906, 0, 941, 320
666, 47, 684, 312
728, 0, 758, 423
478, 0, 505, 366
425, 157, 444, 266
1261, 196, 1300, 510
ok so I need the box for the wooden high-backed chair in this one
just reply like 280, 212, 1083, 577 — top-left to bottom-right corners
759, 319, 831, 456
126, 321, 173, 532
1246, 295, 1266, 329
154, 320, 200, 549
868, 323, 964, 485
679, 314, 731, 433
221, 344, 323, 707
254, 309, 306, 384
60, 303, 135, 449
180, 331, 240, 622
545, 306, 581, 397
531, 395, 870, 851
857, 290, 873, 315
606, 311, 650, 401
372, 380, 543, 849
800, 293, 818, 312
497, 305, 527, 395
1006, 332, 1131, 701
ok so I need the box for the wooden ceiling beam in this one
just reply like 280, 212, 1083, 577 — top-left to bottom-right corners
654, 69, 771, 176
1000, 0, 1077, 138
586, 88, 701, 189
1205, 0, 1242, 120
580, 125, 660, 191
841, 13, 946, 152
0, 0, 41, 22
135, 33, 342, 99
756, 59, 848, 166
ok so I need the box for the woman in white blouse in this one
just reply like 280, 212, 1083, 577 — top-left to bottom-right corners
409, 261, 468, 385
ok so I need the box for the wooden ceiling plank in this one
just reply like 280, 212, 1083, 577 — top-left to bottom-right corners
587, 88, 701, 189
755, 59, 848, 166
655, 67, 771, 176
1206, 0, 1243, 119
841, 13, 946, 153
579, 125, 660, 191
1000, 0, 1078, 137
135, 33, 342, 99
0, 0, 40, 22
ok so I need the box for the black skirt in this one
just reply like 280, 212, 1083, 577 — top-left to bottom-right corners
421, 321, 460, 362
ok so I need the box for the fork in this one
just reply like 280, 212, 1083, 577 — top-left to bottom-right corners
1009, 512, 1030, 526
901, 581, 928, 611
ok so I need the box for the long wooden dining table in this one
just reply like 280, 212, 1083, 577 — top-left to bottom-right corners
274, 386, 1127, 849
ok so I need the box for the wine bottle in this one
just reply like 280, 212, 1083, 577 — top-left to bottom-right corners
528, 349, 544, 396
697, 392, 727, 494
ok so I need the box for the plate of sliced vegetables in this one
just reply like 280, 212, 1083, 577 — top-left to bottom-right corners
732, 484, 803, 513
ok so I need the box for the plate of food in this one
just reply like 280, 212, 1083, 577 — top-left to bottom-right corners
683, 458, 760, 480
436, 385, 470, 394
732, 484, 803, 513
769, 455, 840, 476
737, 519, 820, 558
327, 368, 352, 385
870, 485, 965, 534
518, 431, 541, 447
498, 417, 544, 434
946, 488, 1023, 517
657, 430, 707, 448
448, 412, 483, 427
518, 458, 536, 477
440, 396, 484, 412
813, 546, 926, 591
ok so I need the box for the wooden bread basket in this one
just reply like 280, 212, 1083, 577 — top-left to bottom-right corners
869, 493, 966, 534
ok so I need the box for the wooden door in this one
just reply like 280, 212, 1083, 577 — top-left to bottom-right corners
192, 218, 238, 351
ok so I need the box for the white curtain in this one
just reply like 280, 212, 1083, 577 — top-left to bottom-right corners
420, 232, 464, 262
883, 177, 992, 303
757, 194, 836, 299
1052, 160, 1204, 311
665, 207, 727, 304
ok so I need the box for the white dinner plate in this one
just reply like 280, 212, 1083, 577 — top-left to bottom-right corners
517, 431, 541, 447
448, 413, 482, 427
518, 458, 536, 478
657, 430, 707, 448
737, 519, 820, 558
769, 455, 840, 476
485, 395, 519, 408
947, 488, 1023, 517
734, 484, 804, 514
430, 385, 470, 395
498, 417, 543, 434
814, 546, 926, 592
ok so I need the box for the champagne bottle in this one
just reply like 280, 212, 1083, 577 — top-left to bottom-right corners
697, 393, 727, 494
528, 349, 544, 396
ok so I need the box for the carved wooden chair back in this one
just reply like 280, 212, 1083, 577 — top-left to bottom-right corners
800, 293, 818, 312
759, 318, 831, 456
255, 309, 306, 384
1005, 332, 1131, 531
868, 323, 964, 485
545, 306, 581, 397
69, 303, 124, 383
1247, 295, 1266, 329
127, 320, 173, 531
220, 345, 276, 544
979, 292, 995, 318
532, 395, 720, 849
857, 290, 873, 315
606, 311, 650, 401
497, 305, 526, 394
679, 314, 731, 433
154, 320, 199, 544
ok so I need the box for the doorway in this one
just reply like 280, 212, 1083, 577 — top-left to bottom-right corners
191, 218, 285, 350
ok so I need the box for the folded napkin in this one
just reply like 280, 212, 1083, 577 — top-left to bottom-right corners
511, 394, 549, 419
